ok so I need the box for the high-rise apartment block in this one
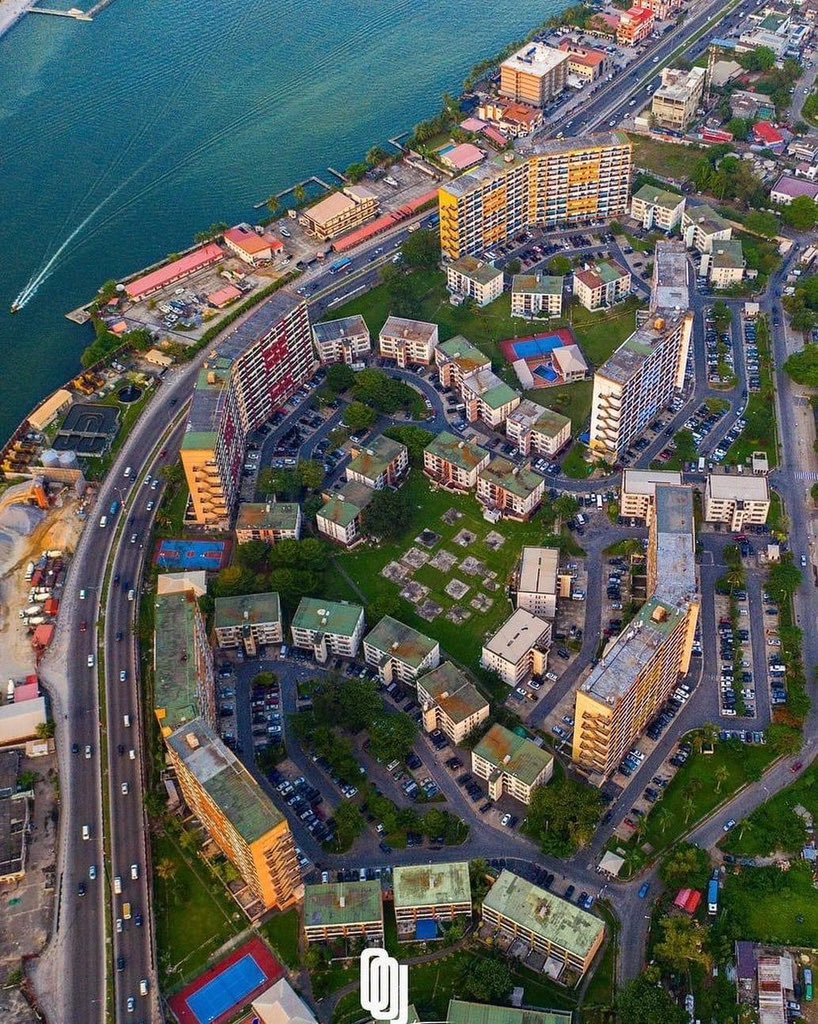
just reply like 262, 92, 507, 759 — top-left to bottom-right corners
181, 293, 315, 527
438, 133, 632, 260
590, 242, 692, 461
572, 485, 699, 777
499, 43, 569, 107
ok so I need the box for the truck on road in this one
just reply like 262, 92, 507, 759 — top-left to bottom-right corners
707, 877, 719, 915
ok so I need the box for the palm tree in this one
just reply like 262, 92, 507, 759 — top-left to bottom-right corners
366, 145, 387, 167
156, 858, 177, 882
266, 195, 280, 216
714, 764, 729, 793
655, 807, 670, 834
725, 566, 746, 593
683, 795, 695, 824
293, 184, 306, 205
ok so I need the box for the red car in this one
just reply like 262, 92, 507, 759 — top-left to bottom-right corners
79, 621, 87, 633
791, 761, 804, 774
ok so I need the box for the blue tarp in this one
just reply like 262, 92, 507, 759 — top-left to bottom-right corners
415, 919, 438, 941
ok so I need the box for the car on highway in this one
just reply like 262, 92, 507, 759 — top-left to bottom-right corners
71, 742, 79, 754
117, 957, 125, 972
801, 554, 808, 567
130, 863, 139, 880
87, 654, 94, 667
130, 533, 138, 544
501, 813, 512, 827
78, 882, 86, 896
80, 620, 87, 632
89, 865, 97, 880
791, 761, 804, 773
84, 745, 92, 759
723, 818, 737, 832
116, 631, 123, 641
121, 782, 129, 795
127, 997, 135, 1013
146, 500, 154, 511
119, 670, 128, 682
116, 918, 122, 933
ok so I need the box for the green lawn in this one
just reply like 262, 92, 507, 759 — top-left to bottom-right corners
260, 908, 300, 968
609, 737, 777, 874
562, 441, 593, 480
525, 381, 593, 433
582, 902, 618, 1011
568, 299, 642, 368
723, 862, 818, 946
153, 832, 242, 991
721, 761, 818, 858
327, 471, 554, 672
626, 133, 708, 181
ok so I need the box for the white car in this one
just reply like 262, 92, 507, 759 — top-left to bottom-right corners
500, 813, 512, 827
121, 782, 129, 795
87, 654, 95, 668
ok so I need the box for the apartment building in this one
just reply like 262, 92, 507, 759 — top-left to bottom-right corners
511, 274, 564, 318
589, 310, 692, 460
153, 584, 216, 739
499, 43, 569, 107
446, 256, 504, 306
476, 100, 544, 137
471, 724, 554, 804
301, 185, 379, 241
363, 615, 440, 684
393, 862, 472, 939
682, 203, 732, 254
422, 431, 491, 491
417, 662, 490, 743
461, 368, 521, 428
303, 880, 384, 945
651, 66, 706, 131
312, 315, 371, 365
447, 1003, 572, 1024
438, 133, 632, 260
505, 400, 571, 458
639, 0, 683, 18
315, 480, 374, 547
617, 5, 655, 45
620, 469, 682, 522
235, 502, 302, 545
573, 259, 631, 311
559, 42, 608, 82
514, 546, 561, 618
379, 316, 439, 367
223, 224, 282, 266
167, 719, 301, 910
435, 335, 492, 390
213, 592, 283, 656
709, 240, 745, 289
704, 472, 770, 530
346, 435, 409, 490
770, 175, 818, 206
181, 292, 315, 527
573, 485, 699, 777
290, 597, 365, 662
477, 457, 545, 520
482, 870, 605, 977
631, 183, 685, 232
650, 239, 691, 312
481, 607, 552, 685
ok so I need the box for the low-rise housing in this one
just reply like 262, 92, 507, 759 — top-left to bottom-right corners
315, 481, 374, 547
363, 615, 440, 684
446, 255, 504, 306
631, 183, 685, 232
682, 203, 732, 253
505, 400, 571, 458
461, 368, 521, 428
435, 335, 492, 391
290, 597, 365, 662
312, 315, 371, 365
346, 435, 408, 490
214, 592, 283, 656
651, 66, 706, 132
422, 431, 491, 490
439, 143, 485, 173
393, 862, 472, 939
223, 224, 283, 266
301, 185, 379, 241
730, 89, 776, 122
514, 546, 561, 618
474, 100, 543, 137
753, 121, 786, 152
704, 472, 770, 530
573, 260, 631, 311
303, 880, 384, 945
417, 662, 490, 743
471, 724, 554, 804
558, 42, 608, 82
770, 174, 818, 205
477, 458, 545, 521
499, 42, 569, 107
29, 389, 73, 432
379, 316, 439, 367
617, 5, 655, 45
235, 502, 302, 545
447, 1003, 572, 1024
709, 240, 745, 289
481, 607, 551, 685
620, 469, 682, 522
511, 274, 564, 318
482, 870, 605, 977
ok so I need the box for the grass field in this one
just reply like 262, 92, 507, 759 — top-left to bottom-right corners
723, 862, 818, 946
721, 762, 818, 858
260, 908, 300, 968
562, 441, 593, 479
153, 832, 242, 990
526, 380, 594, 433
328, 470, 553, 672
626, 133, 708, 182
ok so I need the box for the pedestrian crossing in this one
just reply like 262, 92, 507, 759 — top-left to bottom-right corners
794, 471, 818, 481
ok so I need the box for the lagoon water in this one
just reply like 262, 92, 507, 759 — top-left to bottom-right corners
0, 0, 561, 442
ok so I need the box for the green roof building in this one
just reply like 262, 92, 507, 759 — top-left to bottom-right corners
153, 589, 215, 738
235, 502, 302, 543
393, 862, 472, 935
290, 597, 366, 662
303, 880, 384, 944
477, 457, 545, 519
316, 480, 374, 546
363, 615, 440, 683
213, 592, 283, 655
423, 431, 490, 490
435, 335, 492, 382
482, 869, 605, 976
631, 182, 685, 232
417, 662, 490, 743
511, 274, 564, 318
472, 723, 553, 804
447, 1001, 573, 1024
346, 435, 408, 489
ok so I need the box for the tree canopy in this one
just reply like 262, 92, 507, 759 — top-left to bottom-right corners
400, 229, 441, 271
781, 195, 818, 231
361, 486, 412, 540
615, 974, 688, 1024
524, 777, 603, 856
785, 343, 818, 386
345, 401, 377, 432
659, 842, 712, 890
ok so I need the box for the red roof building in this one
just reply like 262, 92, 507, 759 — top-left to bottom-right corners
617, 6, 655, 44
439, 142, 485, 172
753, 121, 785, 150
207, 285, 242, 309
480, 125, 510, 148
223, 225, 283, 266
124, 242, 223, 300
14, 682, 40, 703
559, 42, 608, 81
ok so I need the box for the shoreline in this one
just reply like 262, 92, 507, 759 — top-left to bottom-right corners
0, 0, 31, 40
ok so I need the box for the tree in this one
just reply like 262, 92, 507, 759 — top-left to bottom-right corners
346, 162, 369, 183
155, 858, 177, 882
366, 145, 388, 167
549, 255, 573, 276
252, 672, 279, 690
293, 183, 307, 205
738, 45, 776, 72
235, 539, 271, 573
553, 494, 580, 521
766, 560, 803, 603
655, 915, 712, 972
767, 723, 802, 756
785, 343, 818, 386
325, 362, 356, 392
267, 568, 320, 608
384, 426, 434, 466
361, 487, 411, 540
782, 195, 818, 231
714, 763, 729, 793
334, 802, 365, 848
726, 117, 751, 141
312, 673, 382, 732
17, 770, 40, 791
369, 712, 417, 764
400, 229, 441, 271
524, 778, 603, 856
745, 210, 779, 238
660, 843, 712, 890
257, 467, 299, 498
297, 460, 325, 491
345, 401, 377, 432
353, 370, 417, 414
506, 257, 522, 275
35, 721, 55, 740
691, 158, 715, 193
615, 974, 688, 1024
458, 955, 514, 1003
682, 795, 695, 824
266, 195, 280, 216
